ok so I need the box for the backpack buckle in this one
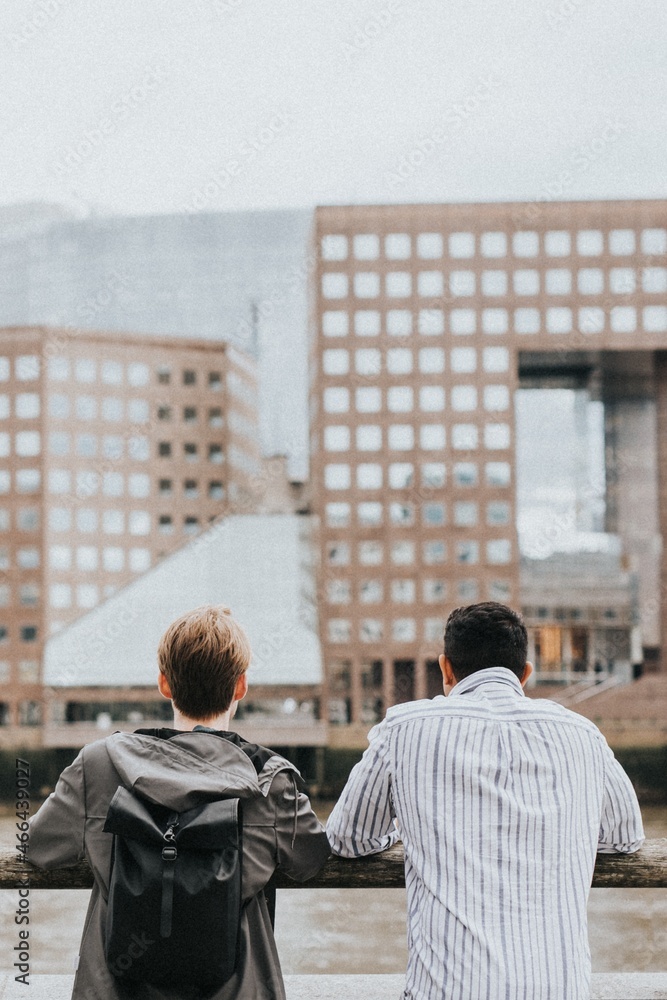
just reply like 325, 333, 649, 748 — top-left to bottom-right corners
162, 846, 177, 861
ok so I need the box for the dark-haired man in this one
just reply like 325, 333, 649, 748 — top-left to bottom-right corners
327, 602, 644, 1000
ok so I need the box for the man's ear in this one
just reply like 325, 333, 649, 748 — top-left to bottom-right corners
520, 661, 534, 688
234, 672, 248, 703
158, 671, 172, 700
438, 654, 456, 693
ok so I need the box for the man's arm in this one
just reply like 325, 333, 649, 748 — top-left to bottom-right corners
597, 739, 645, 854
326, 722, 399, 858
28, 750, 86, 869
274, 772, 331, 881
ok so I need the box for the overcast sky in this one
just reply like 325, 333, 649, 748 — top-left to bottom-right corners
1, 0, 665, 217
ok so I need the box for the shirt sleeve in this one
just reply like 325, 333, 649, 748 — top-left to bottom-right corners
326, 721, 399, 858
27, 750, 87, 869
597, 739, 645, 854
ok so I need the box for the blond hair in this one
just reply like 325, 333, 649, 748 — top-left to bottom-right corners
157, 605, 251, 720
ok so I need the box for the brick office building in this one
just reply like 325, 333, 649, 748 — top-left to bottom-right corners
309, 201, 667, 735
0, 326, 260, 735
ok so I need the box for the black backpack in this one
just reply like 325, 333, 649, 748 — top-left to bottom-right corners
103, 785, 242, 989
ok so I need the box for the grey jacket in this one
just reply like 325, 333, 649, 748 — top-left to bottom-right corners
28, 727, 331, 1000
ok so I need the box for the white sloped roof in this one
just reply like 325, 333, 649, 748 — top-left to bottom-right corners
44, 514, 321, 689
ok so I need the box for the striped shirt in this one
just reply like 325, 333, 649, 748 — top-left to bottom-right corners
326, 667, 644, 1000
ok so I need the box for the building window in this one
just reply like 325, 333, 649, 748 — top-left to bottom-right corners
16, 356, 40, 381
424, 579, 446, 602
208, 407, 223, 427
20, 626, 38, 643
391, 542, 415, 568
129, 511, 150, 535
421, 462, 446, 487
358, 502, 382, 526
391, 580, 415, 603
486, 461, 511, 486
360, 619, 383, 642
354, 234, 380, 259
184, 517, 199, 535
392, 618, 416, 642
454, 501, 478, 526
577, 230, 603, 256
385, 233, 411, 259
102, 361, 124, 385
159, 516, 173, 534
19, 583, 39, 606
325, 502, 350, 528
327, 580, 351, 604
321, 235, 348, 260
209, 372, 222, 391
360, 580, 383, 603
18, 701, 42, 726
16, 393, 40, 419
355, 387, 381, 413
513, 231, 539, 257
128, 363, 149, 387
327, 542, 351, 566
76, 509, 98, 532
423, 540, 446, 564
17, 548, 39, 569
386, 309, 412, 336
128, 474, 150, 498
208, 444, 223, 464
183, 369, 197, 386
17, 508, 39, 531
354, 425, 380, 452
450, 309, 476, 335
323, 274, 349, 299
323, 387, 350, 413
457, 541, 479, 564
354, 310, 380, 336
329, 619, 351, 643
449, 232, 475, 258
481, 232, 507, 258
357, 464, 382, 490
487, 539, 512, 564
545, 231, 570, 257
388, 463, 414, 488
103, 547, 124, 571
458, 579, 480, 601
325, 464, 351, 490
358, 541, 383, 565
208, 481, 225, 500
102, 397, 123, 421
609, 229, 635, 255
386, 272, 412, 297
423, 503, 445, 526
158, 442, 172, 458
184, 480, 199, 499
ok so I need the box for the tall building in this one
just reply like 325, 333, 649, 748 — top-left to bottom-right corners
310, 201, 667, 731
0, 326, 259, 732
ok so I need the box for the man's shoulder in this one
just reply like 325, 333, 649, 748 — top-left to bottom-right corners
383, 693, 607, 740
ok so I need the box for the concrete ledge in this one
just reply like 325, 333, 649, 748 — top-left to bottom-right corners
2, 973, 667, 999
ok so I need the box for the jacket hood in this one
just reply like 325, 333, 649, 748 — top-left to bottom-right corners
105, 730, 266, 812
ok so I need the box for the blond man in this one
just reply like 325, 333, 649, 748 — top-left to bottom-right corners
29, 605, 330, 1000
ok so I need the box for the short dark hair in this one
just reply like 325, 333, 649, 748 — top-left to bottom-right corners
158, 605, 251, 720
444, 602, 528, 681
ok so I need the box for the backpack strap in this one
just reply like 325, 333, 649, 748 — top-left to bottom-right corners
160, 812, 180, 938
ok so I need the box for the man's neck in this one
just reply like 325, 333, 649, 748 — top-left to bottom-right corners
171, 707, 235, 731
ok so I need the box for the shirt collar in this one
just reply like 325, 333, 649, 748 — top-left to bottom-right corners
448, 666, 525, 698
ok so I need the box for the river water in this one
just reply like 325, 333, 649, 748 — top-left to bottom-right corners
1, 808, 666, 976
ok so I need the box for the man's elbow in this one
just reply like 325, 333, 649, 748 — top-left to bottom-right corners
597, 836, 645, 855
